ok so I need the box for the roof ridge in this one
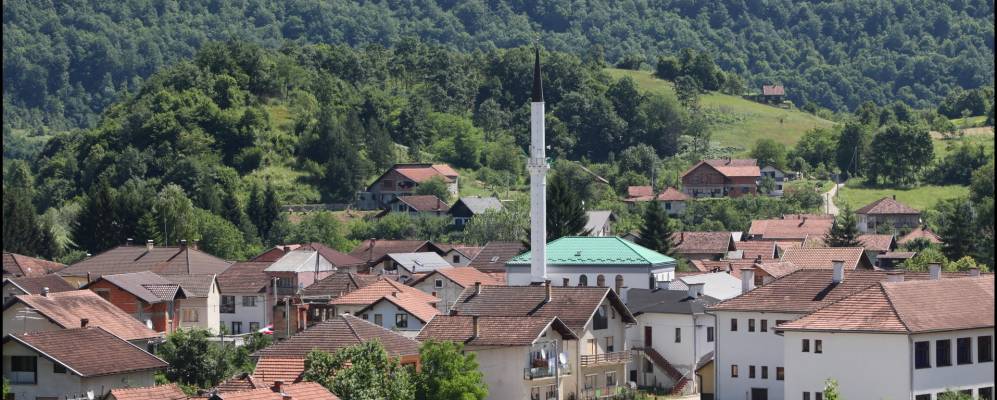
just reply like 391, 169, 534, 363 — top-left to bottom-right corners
880, 282, 915, 333
341, 314, 364, 342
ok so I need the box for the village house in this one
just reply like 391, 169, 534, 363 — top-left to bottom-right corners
468, 241, 527, 273
160, 273, 222, 334
733, 241, 778, 261
746, 215, 835, 243
584, 211, 617, 237
329, 278, 440, 335
2, 274, 76, 303
779, 247, 874, 270
356, 163, 459, 210
857, 233, 898, 267
348, 239, 446, 269
505, 237, 676, 302
779, 274, 994, 400
57, 240, 231, 287
671, 232, 736, 261
217, 261, 273, 335
3, 290, 162, 347
209, 381, 341, 400
106, 383, 187, 400
450, 284, 636, 400
681, 159, 761, 198
369, 252, 453, 282
83, 271, 187, 334
899, 226, 943, 247
855, 195, 922, 233
252, 314, 421, 386
758, 85, 785, 105
449, 196, 504, 226
408, 267, 503, 313
623, 186, 690, 216
383, 194, 450, 217
2, 327, 168, 400
265, 249, 338, 298
758, 165, 791, 197
418, 315, 578, 400
665, 272, 744, 301
2, 252, 66, 278
437, 244, 485, 266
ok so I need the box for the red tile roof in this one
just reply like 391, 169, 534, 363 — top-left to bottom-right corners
253, 357, 305, 386
5, 327, 166, 377
780, 247, 872, 270
624, 186, 688, 202
217, 261, 273, 294
349, 240, 437, 264
748, 217, 834, 240
779, 275, 994, 333
855, 197, 920, 215
330, 278, 438, 306
215, 382, 340, 400
358, 292, 440, 323
762, 85, 785, 96
734, 241, 777, 260
393, 195, 450, 213
392, 163, 459, 183
656, 187, 690, 201
300, 272, 379, 299
627, 186, 654, 198
682, 159, 760, 179
250, 245, 303, 262
467, 241, 527, 272
2, 252, 66, 277
300, 243, 366, 267
108, 383, 187, 400
215, 373, 266, 393
418, 315, 577, 346
858, 234, 896, 252
7, 290, 161, 341
688, 260, 755, 273
451, 286, 635, 333
408, 267, 503, 289
4, 274, 77, 294
671, 232, 733, 255
90, 271, 183, 303
59, 245, 231, 279
898, 226, 942, 245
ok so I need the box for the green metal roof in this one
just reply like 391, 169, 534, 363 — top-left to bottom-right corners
507, 236, 676, 266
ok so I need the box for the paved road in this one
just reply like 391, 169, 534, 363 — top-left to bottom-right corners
824, 182, 843, 215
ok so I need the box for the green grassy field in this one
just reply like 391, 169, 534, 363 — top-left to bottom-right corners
932, 128, 994, 159
836, 180, 968, 211
604, 68, 835, 151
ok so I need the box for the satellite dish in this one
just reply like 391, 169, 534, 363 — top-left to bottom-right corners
558, 352, 568, 365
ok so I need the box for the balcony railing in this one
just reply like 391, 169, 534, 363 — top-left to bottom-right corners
524, 363, 571, 380
580, 350, 631, 367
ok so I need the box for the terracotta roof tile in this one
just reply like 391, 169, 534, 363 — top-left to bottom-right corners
215, 373, 265, 393
858, 234, 896, 252
624, 186, 688, 202
9, 290, 161, 341
160, 274, 216, 298
393, 195, 450, 213
451, 286, 635, 333
217, 261, 272, 294
349, 240, 437, 264
748, 217, 834, 240
878, 251, 916, 259
656, 187, 690, 201
391, 163, 459, 183
254, 314, 421, 359
627, 186, 654, 198
330, 278, 438, 306
4, 274, 76, 294
408, 267, 502, 289
467, 241, 527, 272
898, 226, 942, 245
671, 232, 733, 255
6, 327, 166, 377
762, 85, 785, 96
301, 272, 379, 299
681, 159, 760, 178
108, 383, 187, 400
780, 247, 872, 270
734, 241, 777, 260
253, 357, 305, 386
359, 293, 441, 323
92, 271, 182, 303
855, 197, 920, 215
418, 315, 577, 346
59, 246, 231, 279
300, 243, 365, 267
2, 252, 67, 277
216, 382, 339, 400
753, 261, 801, 279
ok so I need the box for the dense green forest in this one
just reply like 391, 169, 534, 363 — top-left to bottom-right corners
4, 0, 994, 130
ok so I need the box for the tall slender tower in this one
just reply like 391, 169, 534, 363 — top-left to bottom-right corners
528, 45, 548, 284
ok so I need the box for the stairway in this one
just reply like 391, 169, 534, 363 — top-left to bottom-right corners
636, 347, 693, 396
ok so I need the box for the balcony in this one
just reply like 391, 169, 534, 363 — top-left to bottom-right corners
580, 350, 631, 367
524, 362, 571, 380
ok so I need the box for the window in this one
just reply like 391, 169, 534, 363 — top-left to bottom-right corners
665, 202, 672, 210
578, 275, 588, 287
531, 386, 541, 400
914, 395, 931, 400
748, 319, 755, 332
802, 339, 810, 352
731, 318, 738, 331
605, 336, 614, 352
374, 314, 383, 326
748, 365, 756, 378
593, 305, 608, 330
10, 356, 37, 384
606, 371, 617, 387
222, 296, 237, 313
53, 363, 67, 374
815, 340, 823, 354
395, 314, 409, 328
242, 296, 257, 307
250, 322, 260, 332
231, 321, 242, 334
675, 328, 682, 343
452, 255, 460, 263
707, 327, 715, 342
936, 339, 952, 367
957, 337, 972, 365
276, 277, 294, 288
597, 274, 606, 287
915, 341, 931, 368
803, 393, 810, 400
182, 308, 199, 322
615, 275, 624, 294
731, 365, 738, 378
776, 367, 784, 381
545, 384, 556, 400
979, 387, 993, 400
435, 279, 444, 288
816, 393, 823, 400
588, 339, 597, 355
761, 320, 768, 332
761, 366, 768, 379
584, 374, 597, 390
980, 336, 993, 362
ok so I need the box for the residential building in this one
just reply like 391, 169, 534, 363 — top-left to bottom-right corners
746, 215, 835, 243
84, 271, 186, 333
252, 314, 420, 385
2, 252, 66, 278
449, 196, 503, 226
356, 163, 459, 210
2, 274, 76, 303
584, 211, 617, 237
438, 244, 484, 266
209, 381, 341, 400
759, 85, 785, 104
451, 284, 637, 400
779, 247, 874, 270
2, 327, 167, 400
779, 275, 994, 399
733, 241, 777, 261
329, 278, 440, 335
218, 261, 272, 335
161, 274, 221, 334
758, 165, 788, 197
383, 194, 450, 217
855, 196, 922, 233
627, 285, 721, 395
468, 241, 527, 273
369, 252, 452, 282
107, 383, 187, 400
250, 245, 303, 262
623, 186, 690, 216
505, 237, 676, 302
58, 240, 231, 287
265, 250, 337, 303
681, 159, 761, 198
270, 272, 380, 336
349, 239, 445, 269
671, 232, 736, 261
418, 315, 578, 400
299, 242, 367, 274
665, 272, 744, 300
858, 233, 897, 267
3, 290, 162, 346
408, 267, 503, 313
899, 226, 943, 247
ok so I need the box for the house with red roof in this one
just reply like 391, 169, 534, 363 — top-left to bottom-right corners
383, 195, 450, 217
855, 195, 921, 233
408, 267, 503, 313
2, 252, 66, 278
681, 159, 761, 198
356, 163, 459, 210
623, 186, 689, 216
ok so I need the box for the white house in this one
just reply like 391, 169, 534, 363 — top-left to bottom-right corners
408, 267, 503, 313
758, 166, 788, 197
162, 274, 221, 334
370, 252, 452, 282
217, 261, 272, 335
584, 211, 617, 237
329, 278, 440, 337
505, 236, 676, 302
779, 274, 994, 400
265, 250, 337, 295
666, 272, 744, 300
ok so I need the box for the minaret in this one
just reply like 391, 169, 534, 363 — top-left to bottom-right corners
528, 46, 548, 284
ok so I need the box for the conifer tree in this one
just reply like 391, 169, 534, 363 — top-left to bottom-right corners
75, 178, 121, 253
636, 202, 675, 255
825, 206, 862, 247
546, 174, 590, 241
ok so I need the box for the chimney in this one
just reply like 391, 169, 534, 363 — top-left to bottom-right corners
687, 282, 705, 298
41, 287, 50, 297
886, 271, 905, 283
449, 309, 458, 316
472, 315, 480, 339
969, 268, 981, 277
832, 260, 845, 284
473, 281, 482, 296
273, 380, 284, 393
562, 277, 570, 287
392, 291, 399, 298
544, 280, 552, 303
740, 269, 755, 294
80, 318, 89, 328
928, 263, 941, 280
126, 238, 133, 246
146, 240, 154, 251
678, 232, 684, 245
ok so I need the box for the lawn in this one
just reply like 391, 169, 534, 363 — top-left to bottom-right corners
932, 128, 994, 159
604, 68, 835, 151
835, 180, 969, 211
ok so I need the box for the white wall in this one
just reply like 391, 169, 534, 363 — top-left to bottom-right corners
506, 264, 675, 302
912, 328, 996, 397
219, 292, 266, 334
2, 283, 27, 304
177, 282, 220, 334
471, 327, 576, 400
574, 296, 630, 398
3, 340, 158, 400
628, 313, 715, 375
3, 302, 62, 336
411, 276, 465, 314
660, 200, 686, 216
784, 331, 909, 400
339, 300, 427, 337
713, 310, 801, 400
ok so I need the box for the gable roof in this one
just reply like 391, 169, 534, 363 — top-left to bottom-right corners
627, 288, 721, 315
671, 232, 734, 255
624, 186, 689, 203
5, 327, 166, 377
108, 384, 187, 400
90, 271, 185, 303
368, 163, 459, 190
357, 292, 441, 323
2, 252, 66, 277
160, 274, 216, 298
4, 274, 76, 295
408, 267, 502, 289
266, 250, 333, 273
252, 357, 305, 387
254, 314, 420, 358
855, 197, 921, 215
250, 245, 303, 262
59, 245, 231, 279
417, 315, 577, 346
217, 261, 273, 294
780, 247, 873, 270
656, 187, 690, 201
858, 234, 896, 252
385, 252, 452, 273
330, 278, 439, 306
467, 241, 527, 271
349, 240, 439, 263
7, 290, 161, 341
898, 226, 942, 245
300, 272, 379, 299
584, 210, 616, 234
507, 236, 675, 267
215, 373, 266, 393
451, 285, 636, 333
762, 85, 785, 96
627, 186, 654, 198
667, 273, 744, 300
779, 275, 994, 334
450, 196, 504, 215
734, 241, 777, 260
748, 216, 834, 240
299, 243, 366, 267
443, 245, 484, 261
682, 159, 760, 179
212, 382, 340, 400
391, 195, 450, 213
753, 261, 802, 280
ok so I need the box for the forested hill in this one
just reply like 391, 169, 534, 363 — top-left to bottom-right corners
4, 0, 994, 130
